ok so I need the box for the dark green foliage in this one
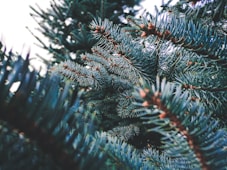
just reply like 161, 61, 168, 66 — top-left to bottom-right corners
30, 0, 142, 63
0, 47, 105, 169
0, 0, 227, 169
0, 120, 59, 170
0, 43, 171, 170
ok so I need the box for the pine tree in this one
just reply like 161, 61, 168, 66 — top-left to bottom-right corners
0, 0, 227, 170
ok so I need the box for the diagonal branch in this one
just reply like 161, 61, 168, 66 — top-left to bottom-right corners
139, 87, 210, 170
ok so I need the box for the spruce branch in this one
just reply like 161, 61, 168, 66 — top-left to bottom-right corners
0, 47, 107, 169
30, 0, 143, 64
90, 18, 157, 83
182, 83, 227, 92
1, 102, 79, 169
133, 77, 227, 169
23, 0, 227, 169
52, 60, 110, 90
0, 120, 60, 169
107, 124, 140, 141
0, 50, 79, 169
127, 15, 227, 66
117, 90, 139, 118
139, 89, 209, 169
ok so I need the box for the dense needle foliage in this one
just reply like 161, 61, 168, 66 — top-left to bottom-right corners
0, 0, 227, 169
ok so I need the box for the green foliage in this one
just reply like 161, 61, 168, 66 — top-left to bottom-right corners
133, 77, 227, 169
52, 17, 159, 150
30, 0, 142, 63
51, 0, 227, 168
0, 0, 227, 169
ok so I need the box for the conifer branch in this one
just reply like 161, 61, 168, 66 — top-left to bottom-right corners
183, 84, 227, 92
107, 124, 140, 141
127, 16, 227, 66
90, 18, 157, 83
52, 60, 110, 89
0, 105, 78, 170
133, 78, 227, 169
10, 0, 226, 169
0, 49, 84, 169
138, 87, 210, 170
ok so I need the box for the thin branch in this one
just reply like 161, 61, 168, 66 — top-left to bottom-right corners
183, 84, 227, 92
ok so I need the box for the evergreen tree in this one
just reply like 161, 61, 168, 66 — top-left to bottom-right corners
0, 0, 227, 170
